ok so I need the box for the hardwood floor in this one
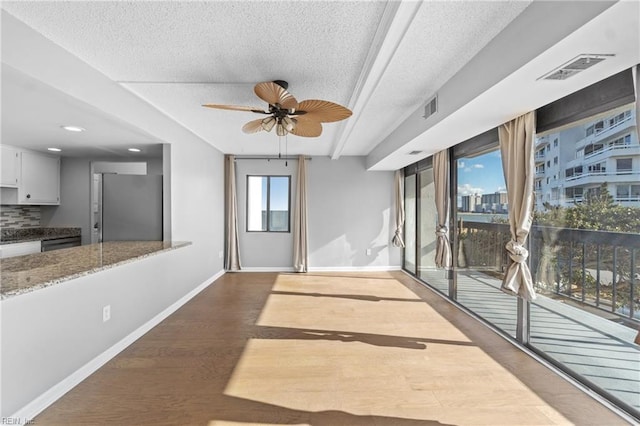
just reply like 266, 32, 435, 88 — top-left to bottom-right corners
34, 272, 630, 425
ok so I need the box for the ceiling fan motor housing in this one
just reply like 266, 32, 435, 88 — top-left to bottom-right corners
273, 80, 289, 90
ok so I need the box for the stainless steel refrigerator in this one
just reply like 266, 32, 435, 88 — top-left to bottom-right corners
101, 174, 163, 241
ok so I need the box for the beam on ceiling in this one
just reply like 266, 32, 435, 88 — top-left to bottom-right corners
329, 0, 422, 160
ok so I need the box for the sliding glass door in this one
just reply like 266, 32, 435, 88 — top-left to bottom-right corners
403, 173, 416, 274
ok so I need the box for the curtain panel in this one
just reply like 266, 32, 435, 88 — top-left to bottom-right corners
498, 112, 536, 300
392, 170, 405, 248
293, 155, 309, 272
224, 155, 241, 271
434, 149, 452, 268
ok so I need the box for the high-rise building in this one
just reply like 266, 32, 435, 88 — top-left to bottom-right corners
535, 108, 639, 211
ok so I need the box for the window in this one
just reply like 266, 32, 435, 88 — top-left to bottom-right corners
616, 185, 630, 199
553, 138, 559, 147
246, 175, 290, 232
616, 158, 632, 173
587, 162, 606, 174
594, 120, 604, 134
553, 156, 558, 165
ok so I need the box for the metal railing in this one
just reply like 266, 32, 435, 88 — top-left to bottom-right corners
458, 220, 640, 324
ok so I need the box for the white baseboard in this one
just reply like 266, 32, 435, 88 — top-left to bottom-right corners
10, 269, 225, 422
238, 266, 401, 273
237, 267, 295, 272
308, 265, 402, 272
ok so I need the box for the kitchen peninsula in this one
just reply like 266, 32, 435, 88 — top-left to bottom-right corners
1, 240, 190, 299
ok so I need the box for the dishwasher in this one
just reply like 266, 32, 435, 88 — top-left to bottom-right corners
41, 236, 82, 252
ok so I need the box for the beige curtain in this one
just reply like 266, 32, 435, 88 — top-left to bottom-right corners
293, 155, 309, 272
499, 112, 536, 300
224, 155, 241, 271
391, 170, 405, 247
434, 150, 452, 268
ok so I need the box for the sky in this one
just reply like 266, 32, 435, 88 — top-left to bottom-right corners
456, 149, 506, 203
256, 176, 289, 211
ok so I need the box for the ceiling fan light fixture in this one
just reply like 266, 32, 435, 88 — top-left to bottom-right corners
261, 116, 276, 132
282, 116, 296, 132
276, 122, 287, 137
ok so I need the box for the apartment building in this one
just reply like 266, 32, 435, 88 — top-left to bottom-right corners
535, 108, 639, 210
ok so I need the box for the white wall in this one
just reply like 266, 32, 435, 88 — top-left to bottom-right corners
235, 156, 400, 270
2, 140, 224, 418
308, 156, 400, 269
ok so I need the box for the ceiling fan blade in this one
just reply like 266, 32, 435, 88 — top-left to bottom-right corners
295, 100, 352, 123
203, 104, 268, 114
254, 82, 298, 109
291, 119, 322, 137
242, 119, 265, 134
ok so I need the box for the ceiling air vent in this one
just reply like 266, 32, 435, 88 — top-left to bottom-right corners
423, 95, 437, 119
408, 150, 423, 155
539, 54, 612, 81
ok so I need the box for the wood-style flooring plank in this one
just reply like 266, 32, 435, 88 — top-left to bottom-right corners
33, 271, 630, 425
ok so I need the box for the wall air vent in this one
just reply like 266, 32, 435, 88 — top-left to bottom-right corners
408, 150, 423, 155
539, 54, 612, 81
423, 95, 437, 119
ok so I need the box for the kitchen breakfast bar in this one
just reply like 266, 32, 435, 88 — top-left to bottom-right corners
1, 240, 191, 299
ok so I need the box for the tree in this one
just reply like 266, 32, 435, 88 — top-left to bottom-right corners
535, 183, 640, 233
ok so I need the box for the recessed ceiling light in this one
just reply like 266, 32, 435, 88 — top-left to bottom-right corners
128, 148, 141, 152
61, 125, 85, 132
47, 147, 62, 152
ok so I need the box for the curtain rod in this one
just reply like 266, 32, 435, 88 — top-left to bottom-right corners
233, 156, 312, 161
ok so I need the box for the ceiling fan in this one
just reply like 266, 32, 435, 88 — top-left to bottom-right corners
202, 80, 352, 137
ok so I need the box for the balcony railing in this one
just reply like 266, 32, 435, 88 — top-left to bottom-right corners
576, 114, 635, 149
582, 143, 640, 161
458, 221, 640, 324
565, 170, 639, 182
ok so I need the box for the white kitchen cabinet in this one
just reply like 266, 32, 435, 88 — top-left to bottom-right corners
0, 241, 42, 259
1, 145, 20, 188
18, 151, 60, 205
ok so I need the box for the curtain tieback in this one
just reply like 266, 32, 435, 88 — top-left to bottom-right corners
505, 240, 528, 263
436, 226, 448, 236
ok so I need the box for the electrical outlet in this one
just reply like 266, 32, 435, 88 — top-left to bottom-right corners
102, 305, 111, 322
219, 250, 224, 259
366, 248, 372, 256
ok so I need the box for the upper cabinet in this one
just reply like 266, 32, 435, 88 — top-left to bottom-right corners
1, 145, 20, 187
19, 151, 60, 204
0, 146, 60, 205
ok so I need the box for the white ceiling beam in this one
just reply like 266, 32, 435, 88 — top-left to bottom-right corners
329, 0, 422, 160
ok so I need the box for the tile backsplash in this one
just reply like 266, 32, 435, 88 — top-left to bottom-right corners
0, 205, 41, 228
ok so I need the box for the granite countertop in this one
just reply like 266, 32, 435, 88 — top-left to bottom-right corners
0, 240, 191, 300
0, 227, 82, 245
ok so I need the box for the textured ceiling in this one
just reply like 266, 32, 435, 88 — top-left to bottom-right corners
1, 0, 529, 158
2, 1, 637, 170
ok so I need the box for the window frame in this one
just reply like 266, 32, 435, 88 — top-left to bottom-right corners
246, 174, 291, 233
